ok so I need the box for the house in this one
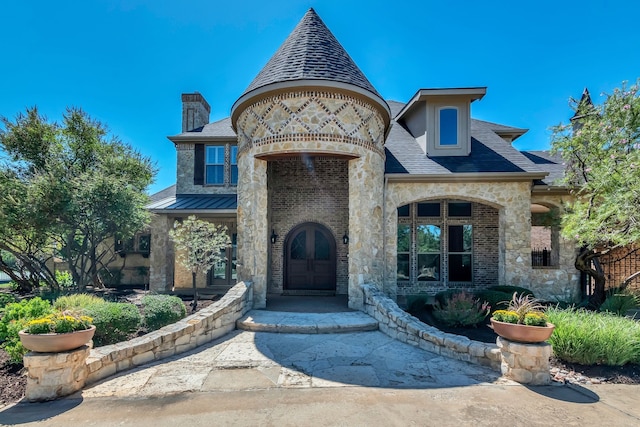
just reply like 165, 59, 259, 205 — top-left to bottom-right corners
146, 9, 579, 309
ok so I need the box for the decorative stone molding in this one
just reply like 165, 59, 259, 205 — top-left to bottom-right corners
362, 284, 501, 370
496, 336, 552, 385
235, 91, 386, 156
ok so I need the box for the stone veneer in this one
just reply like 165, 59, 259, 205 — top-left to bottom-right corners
235, 91, 387, 309
23, 282, 252, 401
362, 284, 501, 370
497, 337, 552, 385
149, 214, 175, 293
384, 181, 580, 301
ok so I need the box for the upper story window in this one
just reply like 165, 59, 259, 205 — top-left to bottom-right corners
230, 145, 238, 185
438, 107, 458, 146
206, 146, 225, 185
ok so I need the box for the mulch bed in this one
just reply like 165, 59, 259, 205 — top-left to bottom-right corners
410, 305, 640, 385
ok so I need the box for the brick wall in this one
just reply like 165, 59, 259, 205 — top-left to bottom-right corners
472, 203, 499, 288
267, 157, 349, 294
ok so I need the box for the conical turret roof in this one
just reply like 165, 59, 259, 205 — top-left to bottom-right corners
241, 8, 381, 99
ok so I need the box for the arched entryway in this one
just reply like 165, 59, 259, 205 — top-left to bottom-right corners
284, 222, 336, 293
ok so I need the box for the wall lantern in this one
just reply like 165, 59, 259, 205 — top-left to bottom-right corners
342, 233, 349, 245
270, 229, 278, 244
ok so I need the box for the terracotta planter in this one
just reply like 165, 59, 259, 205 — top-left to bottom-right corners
489, 318, 554, 343
19, 325, 96, 353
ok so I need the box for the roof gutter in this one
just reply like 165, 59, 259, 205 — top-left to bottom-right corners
148, 209, 238, 215
531, 185, 572, 195
385, 172, 548, 183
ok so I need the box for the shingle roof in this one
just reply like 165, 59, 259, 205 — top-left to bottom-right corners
147, 194, 237, 212
149, 184, 176, 203
240, 8, 381, 99
385, 103, 547, 176
521, 151, 566, 185
171, 117, 236, 139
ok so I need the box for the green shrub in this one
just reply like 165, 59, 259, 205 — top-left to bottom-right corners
434, 290, 461, 307
599, 291, 639, 316
0, 297, 53, 363
475, 290, 511, 312
55, 270, 75, 290
487, 285, 535, 298
405, 295, 429, 313
547, 307, 640, 366
432, 291, 490, 327
0, 293, 18, 311
87, 302, 142, 346
54, 293, 107, 311
141, 295, 187, 330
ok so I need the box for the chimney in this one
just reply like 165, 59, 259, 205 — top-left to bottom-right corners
181, 92, 211, 132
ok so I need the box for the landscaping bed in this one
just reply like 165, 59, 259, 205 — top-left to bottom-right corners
410, 304, 640, 385
0, 292, 217, 407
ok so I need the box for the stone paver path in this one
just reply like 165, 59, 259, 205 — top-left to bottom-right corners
81, 329, 510, 398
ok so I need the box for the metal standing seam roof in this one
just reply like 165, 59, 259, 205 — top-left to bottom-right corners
239, 8, 382, 99
147, 194, 237, 211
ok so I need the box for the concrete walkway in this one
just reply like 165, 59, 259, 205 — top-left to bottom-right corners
2, 309, 640, 426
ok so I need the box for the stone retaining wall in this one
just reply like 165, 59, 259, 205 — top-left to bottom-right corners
361, 284, 501, 370
85, 281, 252, 386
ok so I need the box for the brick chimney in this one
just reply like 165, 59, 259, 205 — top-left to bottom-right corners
181, 92, 211, 132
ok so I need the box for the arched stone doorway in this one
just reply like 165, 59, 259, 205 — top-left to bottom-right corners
284, 222, 336, 293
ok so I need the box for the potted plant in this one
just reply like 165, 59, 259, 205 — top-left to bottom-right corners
19, 311, 96, 353
489, 292, 554, 343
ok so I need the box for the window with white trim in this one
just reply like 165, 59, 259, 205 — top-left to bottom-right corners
438, 107, 459, 147
205, 146, 225, 185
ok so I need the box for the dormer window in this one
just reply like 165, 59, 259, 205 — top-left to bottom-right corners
438, 107, 459, 147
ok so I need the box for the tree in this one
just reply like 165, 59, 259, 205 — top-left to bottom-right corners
0, 107, 155, 292
169, 216, 230, 312
550, 80, 640, 307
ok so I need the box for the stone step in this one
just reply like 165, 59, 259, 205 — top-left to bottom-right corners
237, 310, 379, 334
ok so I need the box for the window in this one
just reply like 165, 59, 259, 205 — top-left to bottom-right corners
417, 225, 440, 281
230, 145, 238, 185
115, 234, 151, 257
397, 201, 475, 285
439, 107, 458, 146
207, 226, 237, 287
205, 146, 225, 185
448, 225, 472, 281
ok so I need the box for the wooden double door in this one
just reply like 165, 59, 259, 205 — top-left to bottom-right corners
284, 222, 336, 291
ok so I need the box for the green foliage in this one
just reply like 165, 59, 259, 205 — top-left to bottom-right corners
0, 293, 17, 311
55, 271, 75, 290
0, 107, 155, 291
432, 291, 490, 327
169, 216, 230, 276
0, 297, 53, 363
53, 293, 106, 311
547, 307, 640, 366
23, 312, 93, 334
506, 292, 546, 324
475, 290, 512, 312
86, 302, 142, 346
486, 286, 535, 298
550, 81, 640, 304
405, 295, 429, 313
141, 295, 187, 330
523, 312, 548, 326
599, 291, 640, 316
492, 310, 519, 324
434, 290, 461, 307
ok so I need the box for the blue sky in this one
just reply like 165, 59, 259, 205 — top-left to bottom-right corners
2, 0, 638, 194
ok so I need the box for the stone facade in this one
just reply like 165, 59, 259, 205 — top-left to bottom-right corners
497, 337, 552, 385
234, 90, 387, 309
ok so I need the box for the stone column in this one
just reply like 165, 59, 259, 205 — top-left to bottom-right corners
23, 345, 90, 402
348, 150, 385, 309
496, 337, 552, 385
237, 155, 268, 308
149, 214, 173, 292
